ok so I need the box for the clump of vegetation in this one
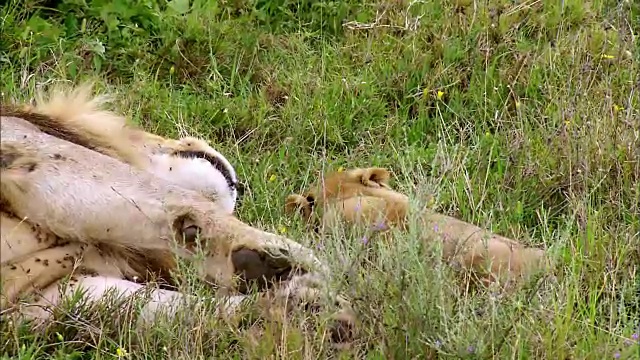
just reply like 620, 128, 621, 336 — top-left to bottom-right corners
1, 0, 638, 358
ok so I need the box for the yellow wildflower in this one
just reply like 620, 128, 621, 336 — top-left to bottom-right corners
337, 166, 344, 173
515, 101, 521, 109
169, 65, 175, 75
601, 54, 614, 59
278, 225, 287, 234
437, 90, 445, 100
613, 104, 623, 114
116, 347, 128, 357
269, 174, 276, 182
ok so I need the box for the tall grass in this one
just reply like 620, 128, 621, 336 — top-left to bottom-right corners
1, 0, 638, 358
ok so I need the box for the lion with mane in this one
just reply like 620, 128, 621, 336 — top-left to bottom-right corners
0, 83, 355, 343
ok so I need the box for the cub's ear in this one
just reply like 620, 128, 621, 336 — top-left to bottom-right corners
285, 194, 307, 214
360, 167, 391, 189
285, 193, 315, 219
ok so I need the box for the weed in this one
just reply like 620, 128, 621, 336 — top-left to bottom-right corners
1, 0, 638, 358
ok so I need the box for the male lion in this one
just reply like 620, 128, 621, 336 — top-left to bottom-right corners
0, 84, 354, 343
285, 167, 549, 290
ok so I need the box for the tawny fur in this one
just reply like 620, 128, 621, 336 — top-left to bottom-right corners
3, 83, 239, 214
285, 167, 549, 289
0, 209, 340, 331
1, 242, 86, 309
1, 211, 60, 263
0, 85, 354, 343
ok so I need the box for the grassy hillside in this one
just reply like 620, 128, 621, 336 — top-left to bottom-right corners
1, 0, 639, 358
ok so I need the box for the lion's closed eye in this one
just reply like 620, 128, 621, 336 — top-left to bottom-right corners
182, 225, 201, 244
173, 214, 202, 247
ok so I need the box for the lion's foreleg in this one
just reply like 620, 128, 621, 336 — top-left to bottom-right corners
15, 273, 355, 343
1, 243, 85, 310
1, 212, 61, 264
20, 275, 252, 326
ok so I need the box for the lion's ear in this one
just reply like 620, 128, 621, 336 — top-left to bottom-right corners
285, 194, 313, 218
360, 168, 391, 188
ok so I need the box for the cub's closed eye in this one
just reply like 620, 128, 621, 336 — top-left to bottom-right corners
305, 195, 315, 206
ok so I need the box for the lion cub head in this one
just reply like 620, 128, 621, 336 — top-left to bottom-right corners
285, 167, 410, 234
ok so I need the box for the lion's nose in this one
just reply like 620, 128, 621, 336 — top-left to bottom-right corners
230, 247, 297, 293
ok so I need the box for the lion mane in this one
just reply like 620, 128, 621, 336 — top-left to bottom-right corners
0, 83, 354, 343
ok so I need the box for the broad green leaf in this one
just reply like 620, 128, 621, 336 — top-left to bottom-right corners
167, 0, 190, 15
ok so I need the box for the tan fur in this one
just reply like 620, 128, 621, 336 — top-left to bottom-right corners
1, 242, 85, 309
286, 167, 549, 290
42, 87, 243, 213
1, 211, 60, 263
5, 83, 147, 169
0, 86, 355, 343
4, 83, 228, 173
128, 129, 211, 158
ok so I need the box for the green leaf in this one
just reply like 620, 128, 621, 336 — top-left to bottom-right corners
167, 0, 190, 15
68, 60, 77, 79
64, 13, 79, 35
93, 56, 102, 73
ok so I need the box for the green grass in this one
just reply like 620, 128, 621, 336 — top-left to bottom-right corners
1, 0, 639, 358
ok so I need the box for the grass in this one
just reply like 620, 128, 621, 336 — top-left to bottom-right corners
1, 0, 639, 358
